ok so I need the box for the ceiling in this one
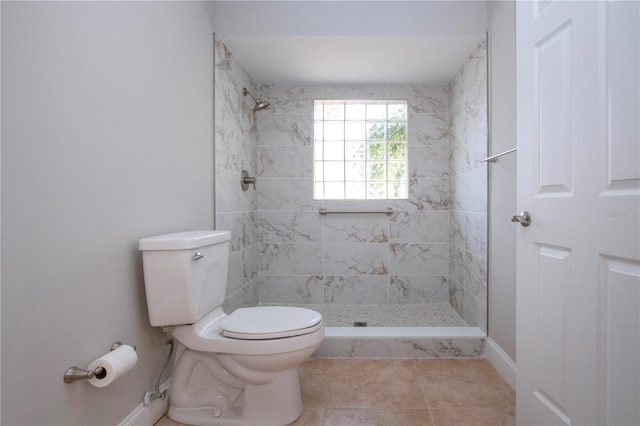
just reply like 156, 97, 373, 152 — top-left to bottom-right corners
221, 34, 483, 85
213, 1, 488, 85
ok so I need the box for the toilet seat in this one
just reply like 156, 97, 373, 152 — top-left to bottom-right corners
220, 306, 323, 340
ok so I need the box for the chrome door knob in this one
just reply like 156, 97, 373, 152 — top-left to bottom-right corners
511, 211, 532, 227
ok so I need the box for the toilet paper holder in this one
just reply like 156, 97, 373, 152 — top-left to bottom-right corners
63, 341, 136, 383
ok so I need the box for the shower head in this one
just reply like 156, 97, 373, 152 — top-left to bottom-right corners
242, 87, 270, 112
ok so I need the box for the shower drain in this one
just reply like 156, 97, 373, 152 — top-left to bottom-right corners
353, 321, 368, 327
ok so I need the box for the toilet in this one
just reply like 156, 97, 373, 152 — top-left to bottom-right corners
139, 230, 324, 426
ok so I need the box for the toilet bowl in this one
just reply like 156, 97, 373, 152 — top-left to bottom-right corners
139, 231, 324, 425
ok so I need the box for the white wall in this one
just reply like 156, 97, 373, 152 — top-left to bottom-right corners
1, 2, 215, 424
487, 1, 517, 363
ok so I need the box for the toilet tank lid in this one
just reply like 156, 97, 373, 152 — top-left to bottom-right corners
139, 230, 231, 251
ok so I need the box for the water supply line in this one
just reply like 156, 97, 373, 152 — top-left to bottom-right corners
143, 332, 175, 406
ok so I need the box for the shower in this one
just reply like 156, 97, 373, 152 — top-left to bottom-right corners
214, 34, 488, 358
242, 87, 270, 111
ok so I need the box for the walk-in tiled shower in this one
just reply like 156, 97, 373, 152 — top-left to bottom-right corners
214, 35, 487, 357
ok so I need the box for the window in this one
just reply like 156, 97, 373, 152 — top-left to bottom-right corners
314, 100, 408, 200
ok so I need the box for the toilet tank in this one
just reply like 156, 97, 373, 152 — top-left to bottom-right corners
139, 230, 231, 327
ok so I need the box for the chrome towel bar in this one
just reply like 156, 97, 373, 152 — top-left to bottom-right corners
481, 147, 517, 163
319, 208, 393, 215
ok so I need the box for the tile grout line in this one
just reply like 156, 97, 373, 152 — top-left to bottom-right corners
412, 358, 437, 426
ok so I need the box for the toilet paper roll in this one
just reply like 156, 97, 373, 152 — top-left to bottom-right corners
88, 344, 137, 388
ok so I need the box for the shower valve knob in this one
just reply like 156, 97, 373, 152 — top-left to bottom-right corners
240, 170, 256, 191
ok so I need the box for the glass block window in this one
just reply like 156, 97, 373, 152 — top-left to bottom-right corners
314, 100, 408, 200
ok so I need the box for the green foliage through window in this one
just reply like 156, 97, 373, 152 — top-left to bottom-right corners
314, 100, 408, 200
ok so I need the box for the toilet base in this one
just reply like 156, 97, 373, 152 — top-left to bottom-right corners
168, 359, 303, 426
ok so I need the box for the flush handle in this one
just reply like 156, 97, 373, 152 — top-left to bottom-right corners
193, 252, 204, 261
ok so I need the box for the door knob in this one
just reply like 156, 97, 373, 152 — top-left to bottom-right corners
511, 211, 531, 226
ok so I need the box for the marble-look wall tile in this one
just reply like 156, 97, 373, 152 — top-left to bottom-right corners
216, 211, 257, 252
214, 39, 238, 90
389, 85, 448, 114
449, 245, 465, 288
314, 338, 394, 358
463, 291, 487, 332
408, 113, 449, 146
242, 244, 260, 284
390, 178, 449, 211
449, 278, 465, 319
241, 278, 259, 307
257, 146, 312, 178
464, 35, 487, 93
447, 35, 488, 331
260, 275, 324, 304
389, 275, 449, 304
390, 210, 449, 243
259, 211, 323, 243
448, 67, 464, 109
324, 243, 389, 276
449, 168, 487, 213
257, 113, 312, 146
215, 125, 243, 172
449, 135, 486, 177
448, 103, 465, 142
323, 215, 389, 243
222, 289, 242, 314
216, 165, 257, 213
215, 76, 243, 136
225, 250, 243, 298
408, 145, 449, 179
394, 338, 485, 358
449, 245, 486, 303
389, 243, 449, 275
449, 211, 487, 258
324, 275, 389, 304
259, 85, 323, 114
215, 38, 261, 311
465, 78, 487, 136
258, 177, 317, 211
464, 252, 487, 303
260, 243, 323, 276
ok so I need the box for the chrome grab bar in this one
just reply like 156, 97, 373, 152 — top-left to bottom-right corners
481, 147, 517, 163
318, 208, 393, 215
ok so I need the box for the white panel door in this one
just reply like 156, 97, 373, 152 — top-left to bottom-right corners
516, 1, 640, 425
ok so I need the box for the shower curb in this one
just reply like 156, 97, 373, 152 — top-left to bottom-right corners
314, 326, 486, 358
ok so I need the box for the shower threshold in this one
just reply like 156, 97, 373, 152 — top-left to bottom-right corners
259, 302, 486, 358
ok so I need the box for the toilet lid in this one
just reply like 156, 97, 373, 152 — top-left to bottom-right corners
219, 307, 323, 340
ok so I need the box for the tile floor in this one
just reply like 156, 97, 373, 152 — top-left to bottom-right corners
156, 358, 515, 426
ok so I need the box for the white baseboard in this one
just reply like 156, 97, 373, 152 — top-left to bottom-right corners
120, 379, 170, 426
486, 338, 516, 390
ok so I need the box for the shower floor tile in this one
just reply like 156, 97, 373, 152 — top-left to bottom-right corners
260, 302, 468, 327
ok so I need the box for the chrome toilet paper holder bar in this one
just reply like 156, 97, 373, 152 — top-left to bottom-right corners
63, 341, 136, 383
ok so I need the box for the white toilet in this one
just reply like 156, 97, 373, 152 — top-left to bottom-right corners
139, 230, 324, 426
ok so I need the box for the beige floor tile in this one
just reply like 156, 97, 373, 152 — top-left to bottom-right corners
430, 407, 515, 426
414, 359, 515, 410
299, 358, 334, 408
324, 408, 434, 426
327, 359, 427, 409
288, 408, 326, 426
155, 358, 516, 426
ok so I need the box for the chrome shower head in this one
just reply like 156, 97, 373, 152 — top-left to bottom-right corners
242, 87, 270, 112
